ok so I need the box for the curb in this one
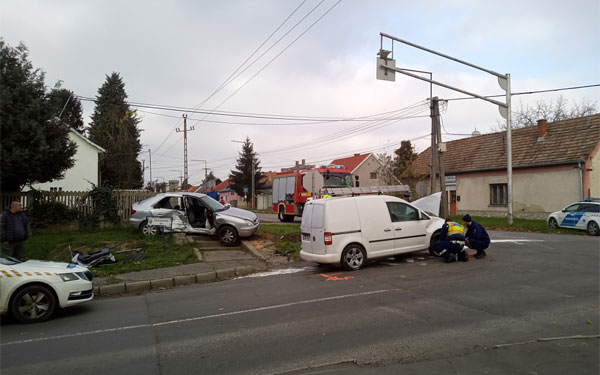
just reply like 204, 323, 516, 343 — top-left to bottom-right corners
94, 266, 257, 298
240, 240, 270, 264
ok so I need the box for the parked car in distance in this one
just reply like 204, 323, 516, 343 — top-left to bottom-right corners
0, 254, 94, 323
300, 195, 446, 270
129, 192, 260, 246
547, 201, 600, 236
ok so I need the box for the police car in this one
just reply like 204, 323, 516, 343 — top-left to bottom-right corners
0, 254, 94, 323
547, 201, 600, 236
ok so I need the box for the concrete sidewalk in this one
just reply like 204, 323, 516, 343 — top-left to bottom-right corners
92, 234, 271, 297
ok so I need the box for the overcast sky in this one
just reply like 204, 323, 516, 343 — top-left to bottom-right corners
2, 0, 599, 185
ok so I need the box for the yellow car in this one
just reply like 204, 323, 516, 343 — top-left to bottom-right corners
0, 254, 93, 323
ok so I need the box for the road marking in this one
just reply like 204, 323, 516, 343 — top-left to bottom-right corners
491, 239, 544, 244
1, 288, 401, 347
241, 267, 316, 278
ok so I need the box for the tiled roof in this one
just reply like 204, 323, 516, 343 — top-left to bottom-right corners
331, 153, 371, 172
212, 178, 231, 192
413, 114, 600, 175
185, 185, 200, 192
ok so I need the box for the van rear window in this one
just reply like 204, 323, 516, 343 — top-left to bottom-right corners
301, 204, 313, 227
311, 205, 324, 228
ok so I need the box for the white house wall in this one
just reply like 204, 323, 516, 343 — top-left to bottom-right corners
456, 166, 581, 219
353, 155, 390, 187
31, 132, 101, 192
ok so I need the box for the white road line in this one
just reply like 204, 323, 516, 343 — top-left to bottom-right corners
491, 239, 544, 243
1, 288, 401, 347
240, 266, 317, 278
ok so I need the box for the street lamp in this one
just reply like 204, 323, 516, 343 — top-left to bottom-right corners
377, 33, 513, 224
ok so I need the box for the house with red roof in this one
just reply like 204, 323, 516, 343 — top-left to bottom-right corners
411, 114, 600, 218
331, 153, 398, 188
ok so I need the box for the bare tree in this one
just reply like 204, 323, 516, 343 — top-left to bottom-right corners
493, 96, 598, 131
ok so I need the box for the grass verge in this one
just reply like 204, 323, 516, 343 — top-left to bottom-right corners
26, 228, 197, 277
256, 223, 302, 258
449, 215, 585, 235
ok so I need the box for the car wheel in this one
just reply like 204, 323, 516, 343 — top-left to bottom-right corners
587, 221, 600, 236
11, 284, 57, 324
141, 221, 158, 236
428, 231, 442, 257
341, 244, 366, 271
548, 217, 559, 229
218, 226, 239, 247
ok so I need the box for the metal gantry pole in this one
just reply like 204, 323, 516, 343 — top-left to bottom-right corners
183, 114, 188, 190
505, 74, 513, 225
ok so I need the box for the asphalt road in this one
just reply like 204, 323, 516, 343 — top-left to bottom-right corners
1, 231, 599, 375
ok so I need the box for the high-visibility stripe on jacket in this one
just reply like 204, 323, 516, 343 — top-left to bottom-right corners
446, 221, 465, 237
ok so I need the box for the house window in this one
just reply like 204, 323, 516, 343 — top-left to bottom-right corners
490, 184, 507, 206
370, 172, 377, 179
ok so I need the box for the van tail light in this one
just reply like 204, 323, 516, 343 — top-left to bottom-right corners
324, 232, 332, 246
131, 209, 136, 215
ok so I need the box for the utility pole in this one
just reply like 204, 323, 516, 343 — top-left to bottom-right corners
176, 115, 195, 191
251, 158, 256, 209
432, 97, 448, 218
149, 149, 153, 190
430, 99, 437, 194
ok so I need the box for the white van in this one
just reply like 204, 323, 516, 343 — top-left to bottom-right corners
300, 195, 445, 270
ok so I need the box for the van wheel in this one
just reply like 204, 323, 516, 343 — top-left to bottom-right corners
587, 221, 599, 236
341, 244, 366, 271
428, 231, 442, 257
218, 226, 239, 246
11, 284, 57, 324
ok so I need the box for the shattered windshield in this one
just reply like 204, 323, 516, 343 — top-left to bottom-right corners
200, 196, 226, 211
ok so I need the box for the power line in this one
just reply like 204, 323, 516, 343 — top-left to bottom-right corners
444, 83, 600, 102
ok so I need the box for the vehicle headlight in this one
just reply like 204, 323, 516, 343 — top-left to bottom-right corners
245, 219, 255, 226
59, 273, 79, 282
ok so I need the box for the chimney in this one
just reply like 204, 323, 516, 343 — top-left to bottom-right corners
354, 153, 361, 157
295, 161, 299, 167
301, 159, 306, 165
537, 119, 547, 139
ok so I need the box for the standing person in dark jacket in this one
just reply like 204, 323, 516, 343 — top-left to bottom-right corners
462, 214, 490, 259
1, 201, 29, 260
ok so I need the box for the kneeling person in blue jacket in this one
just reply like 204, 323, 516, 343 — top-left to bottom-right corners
431, 220, 468, 263
462, 214, 490, 259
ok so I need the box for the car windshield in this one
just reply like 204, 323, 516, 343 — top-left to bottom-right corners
200, 196, 227, 211
322, 172, 353, 188
0, 253, 21, 265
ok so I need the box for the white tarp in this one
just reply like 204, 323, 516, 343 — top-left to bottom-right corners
411, 192, 441, 217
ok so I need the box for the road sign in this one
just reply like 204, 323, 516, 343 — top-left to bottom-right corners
302, 171, 324, 194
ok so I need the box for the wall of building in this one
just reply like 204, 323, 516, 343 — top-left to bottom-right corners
30, 132, 100, 192
456, 165, 581, 219
353, 155, 389, 187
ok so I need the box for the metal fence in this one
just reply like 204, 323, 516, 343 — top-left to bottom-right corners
0, 190, 155, 222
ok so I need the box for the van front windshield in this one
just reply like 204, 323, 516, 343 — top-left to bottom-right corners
322, 172, 353, 188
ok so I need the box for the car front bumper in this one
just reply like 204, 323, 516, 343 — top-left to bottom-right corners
56, 279, 94, 308
238, 222, 259, 237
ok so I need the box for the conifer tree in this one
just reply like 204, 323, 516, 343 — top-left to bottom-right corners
229, 138, 265, 200
88, 72, 143, 189
0, 40, 76, 191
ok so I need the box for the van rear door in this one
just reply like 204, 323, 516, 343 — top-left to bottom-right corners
301, 202, 326, 254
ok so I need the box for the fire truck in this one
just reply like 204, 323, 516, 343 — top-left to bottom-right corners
272, 165, 353, 222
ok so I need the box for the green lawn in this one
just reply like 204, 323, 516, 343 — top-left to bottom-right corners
449, 215, 585, 235
258, 223, 302, 258
26, 228, 197, 277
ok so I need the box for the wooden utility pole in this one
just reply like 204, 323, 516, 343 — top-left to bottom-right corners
176, 115, 195, 191
432, 97, 448, 218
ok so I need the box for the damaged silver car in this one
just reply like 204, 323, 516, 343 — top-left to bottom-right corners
129, 193, 259, 246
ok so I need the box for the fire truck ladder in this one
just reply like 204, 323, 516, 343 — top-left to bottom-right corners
322, 185, 411, 196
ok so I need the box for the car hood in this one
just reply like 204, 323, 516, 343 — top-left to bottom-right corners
217, 207, 258, 222
16, 259, 87, 273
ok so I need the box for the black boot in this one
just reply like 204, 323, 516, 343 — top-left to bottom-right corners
458, 250, 468, 262
475, 251, 486, 259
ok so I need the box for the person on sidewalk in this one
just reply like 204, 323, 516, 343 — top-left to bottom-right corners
1, 201, 29, 260
431, 220, 468, 263
462, 214, 490, 259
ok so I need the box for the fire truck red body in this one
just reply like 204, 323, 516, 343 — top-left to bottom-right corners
272, 166, 353, 222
